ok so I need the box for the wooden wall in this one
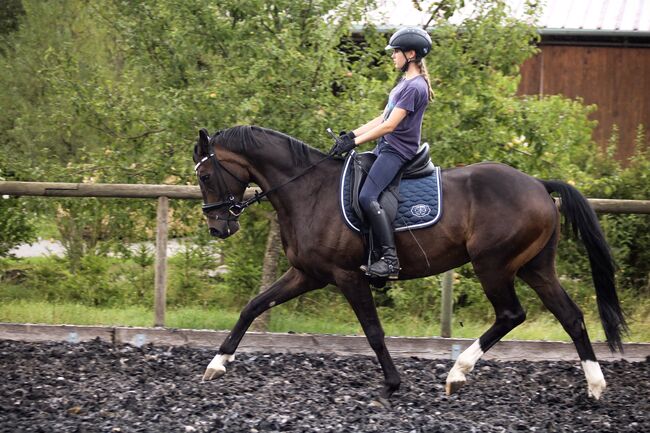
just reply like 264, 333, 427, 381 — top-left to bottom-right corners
518, 45, 650, 160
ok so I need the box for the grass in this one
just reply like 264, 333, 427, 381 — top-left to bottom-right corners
1, 300, 647, 343
0, 301, 154, 327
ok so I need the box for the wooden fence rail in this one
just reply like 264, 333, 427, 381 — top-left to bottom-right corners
2, 181, 650, 214
1, 180, 649, 331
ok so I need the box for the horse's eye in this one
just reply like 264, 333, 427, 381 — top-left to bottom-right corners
200, 174, 210, 183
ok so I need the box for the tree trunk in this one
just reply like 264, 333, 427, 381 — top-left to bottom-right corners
250, 213, 281, 332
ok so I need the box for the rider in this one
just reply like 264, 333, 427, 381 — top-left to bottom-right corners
334, 27, 433, 279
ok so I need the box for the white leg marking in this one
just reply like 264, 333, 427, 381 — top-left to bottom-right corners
582, 360, 606, 400
203, 353, 235, 381
446, 340, 484, 394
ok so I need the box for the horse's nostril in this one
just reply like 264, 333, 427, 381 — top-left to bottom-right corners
209, 227, 220, 237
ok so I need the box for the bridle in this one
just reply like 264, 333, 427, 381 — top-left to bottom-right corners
194, 138, 337, 221
194, 151, 254, 221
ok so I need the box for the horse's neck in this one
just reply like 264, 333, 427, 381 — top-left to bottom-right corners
243, 135, 323, 194
249, 152, 330, 201
247, 148, 338, 224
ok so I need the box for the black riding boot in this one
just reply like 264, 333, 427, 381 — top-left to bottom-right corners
361, 201, 400, 279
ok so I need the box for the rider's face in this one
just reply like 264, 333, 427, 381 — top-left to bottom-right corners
391, 49, 414, 70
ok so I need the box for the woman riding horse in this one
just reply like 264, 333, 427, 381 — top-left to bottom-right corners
333, 27, 434, 280
193, 30, 626, 405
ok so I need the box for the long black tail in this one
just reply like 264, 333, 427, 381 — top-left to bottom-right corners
541, 180, 628, 352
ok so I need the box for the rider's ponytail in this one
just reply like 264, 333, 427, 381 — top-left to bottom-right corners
417, 58, 434, 102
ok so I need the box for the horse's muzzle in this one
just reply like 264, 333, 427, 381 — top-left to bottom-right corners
208, 222, 239, 239
209, 227, 225, 238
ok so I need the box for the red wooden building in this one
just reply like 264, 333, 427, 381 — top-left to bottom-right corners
516, 0, 650, 159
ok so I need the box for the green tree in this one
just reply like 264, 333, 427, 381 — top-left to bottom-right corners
0, 0, 24, 39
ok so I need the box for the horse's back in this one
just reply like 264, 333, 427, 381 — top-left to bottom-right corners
442, 162, 554, 211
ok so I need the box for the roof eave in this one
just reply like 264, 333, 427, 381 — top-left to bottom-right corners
352, 24, 650, 39
539, 28, 650, 38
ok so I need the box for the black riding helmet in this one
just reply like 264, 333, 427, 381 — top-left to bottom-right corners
385, 27, 432, 59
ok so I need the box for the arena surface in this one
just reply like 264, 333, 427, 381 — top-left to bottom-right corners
1, 339, 647, 432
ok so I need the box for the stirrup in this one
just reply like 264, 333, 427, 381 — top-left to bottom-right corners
361, 258, 400, 280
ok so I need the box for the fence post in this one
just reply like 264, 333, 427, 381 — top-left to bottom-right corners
154, 196, 169, 327
441, 270, 453, 338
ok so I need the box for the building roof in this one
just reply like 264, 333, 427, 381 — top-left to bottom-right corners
531, 0, 650, 36
361, 0, 650, 36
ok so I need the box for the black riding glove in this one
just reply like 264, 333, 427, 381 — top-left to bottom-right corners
333, 131, 356, 156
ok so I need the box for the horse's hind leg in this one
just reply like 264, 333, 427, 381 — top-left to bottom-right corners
446, 269, 525, 395
517, 245, 606, 399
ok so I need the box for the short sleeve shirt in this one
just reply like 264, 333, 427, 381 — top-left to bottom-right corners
378, 75, 429, 160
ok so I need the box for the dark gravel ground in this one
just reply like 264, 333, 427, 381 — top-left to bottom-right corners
0, 339, 648, 433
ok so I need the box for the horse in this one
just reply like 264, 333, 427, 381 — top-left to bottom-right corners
192, 125, 626, 404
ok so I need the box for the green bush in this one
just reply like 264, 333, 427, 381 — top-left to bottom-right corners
212, 205, 272, 309
0, 157, 36, 257
379, 276, 442, 323
0, 196, 35, 258
167, 231, 223, 307
572, 129, 650, 296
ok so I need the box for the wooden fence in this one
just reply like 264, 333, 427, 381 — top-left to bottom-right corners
2, 323, 648, 361
1, 180, 650, 333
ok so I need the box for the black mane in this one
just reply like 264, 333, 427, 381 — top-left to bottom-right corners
211, 125, 326, 167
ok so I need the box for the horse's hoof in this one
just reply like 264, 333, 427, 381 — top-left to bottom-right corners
582, 360, 606, 400
202, 366, 226, 381
587, 379, 606, 400
202, 353, 235, 381
377, 396, 392, 409
369, 397, 391, 410
445, 380, 465, 395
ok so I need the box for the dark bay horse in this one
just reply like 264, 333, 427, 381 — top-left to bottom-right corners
192, 125, 626, 403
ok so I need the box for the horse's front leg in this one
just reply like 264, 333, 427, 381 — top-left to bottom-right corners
337, 272, 400, 406
203, 267, 323, 381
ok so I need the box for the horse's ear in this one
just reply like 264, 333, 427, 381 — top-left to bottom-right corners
198, 128, 211, 156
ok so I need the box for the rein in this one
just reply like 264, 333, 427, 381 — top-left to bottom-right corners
195, 146, 337, 220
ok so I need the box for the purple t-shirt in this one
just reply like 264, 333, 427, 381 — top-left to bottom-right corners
378, 75, 429, 160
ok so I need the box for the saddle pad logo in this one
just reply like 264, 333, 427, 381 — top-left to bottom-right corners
411, 204, 431, 217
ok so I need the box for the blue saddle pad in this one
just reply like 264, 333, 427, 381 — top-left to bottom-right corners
339, 153, 443, 233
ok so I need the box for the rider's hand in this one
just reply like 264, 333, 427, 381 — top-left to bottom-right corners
333, 131, 356, 156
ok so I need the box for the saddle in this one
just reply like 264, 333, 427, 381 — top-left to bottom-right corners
340, 144, 442, 235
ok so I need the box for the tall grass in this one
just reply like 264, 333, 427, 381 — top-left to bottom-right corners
1, 300, 648, 343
